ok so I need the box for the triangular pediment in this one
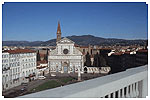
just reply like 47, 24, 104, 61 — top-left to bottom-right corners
57, 37, 74, 44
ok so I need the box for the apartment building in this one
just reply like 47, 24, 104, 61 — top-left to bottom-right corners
2, 49, 37, 91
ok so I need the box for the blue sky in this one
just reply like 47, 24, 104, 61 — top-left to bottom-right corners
2, 2, 148, 41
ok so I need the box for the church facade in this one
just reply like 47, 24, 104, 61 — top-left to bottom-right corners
48, 22, 83, 73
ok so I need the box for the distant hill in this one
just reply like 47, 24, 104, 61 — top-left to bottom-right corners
2, 41, 43, 46
2, 35, 147, 46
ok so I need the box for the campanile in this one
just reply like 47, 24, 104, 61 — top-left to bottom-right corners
56, 21, 61, 42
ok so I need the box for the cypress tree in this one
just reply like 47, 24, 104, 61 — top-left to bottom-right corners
37, 50, 41, 61
44, 49, 49, 62
93, 52, 99, 67
85, 52, 91, 67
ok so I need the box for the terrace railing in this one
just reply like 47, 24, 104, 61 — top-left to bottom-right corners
19, 65, 148, 98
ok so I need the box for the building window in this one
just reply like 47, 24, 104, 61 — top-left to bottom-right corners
13, 69, 15, 73
18, 62, 20, 66
16, 68, 17, 73
15, 62, 17, 66
2, 64, 4, 68
18, 67, 20, 72
26, 71, 28, 76
23, 72, 25, 77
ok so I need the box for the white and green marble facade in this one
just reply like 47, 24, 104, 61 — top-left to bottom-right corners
48, 38, 83, 73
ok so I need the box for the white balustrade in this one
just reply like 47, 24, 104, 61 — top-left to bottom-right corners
108, 94, 111, 98
121, 88, 125, 98
135, 82, 139, 97
129, 84, 133, 97
142, 77, 148, 97
112, 92, 115, 98
19, 65, 148, 98
132, 83, 136, 97
118, 89, 121, 98
126, 86, 130, 98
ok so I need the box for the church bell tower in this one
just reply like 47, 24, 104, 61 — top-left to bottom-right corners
56, 21, 61, 42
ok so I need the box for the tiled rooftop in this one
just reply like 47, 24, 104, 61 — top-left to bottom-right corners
2, 49, 36, 54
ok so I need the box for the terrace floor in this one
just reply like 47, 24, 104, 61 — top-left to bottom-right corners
3, 73, 106, 98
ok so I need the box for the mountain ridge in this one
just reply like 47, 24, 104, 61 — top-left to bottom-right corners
2, 35, 147, 46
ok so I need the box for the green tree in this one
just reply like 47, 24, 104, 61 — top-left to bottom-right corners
37, 50, 41, 61
44, 49, 49, 62
93, 52, 107, 67
99, 55, 107, 67
93, 52, 99, 67
85, 52, 91, 67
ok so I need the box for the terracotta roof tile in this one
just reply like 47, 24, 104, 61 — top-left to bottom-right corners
3, 49, 36, 54
80, 46, 89, 48
37, 60, 47, 64
137, 49, 148, 53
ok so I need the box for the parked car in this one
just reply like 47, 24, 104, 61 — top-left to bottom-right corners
38, 76, 46, 80
20, 87, 27, 92
51, 74, 56, 77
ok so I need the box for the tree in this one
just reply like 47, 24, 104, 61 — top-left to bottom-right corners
85, 52, 91, 67
44, 49, 49, 62
99, 55, 107, 67
93, 52, 99, 67
93, 52, 107, 67
37, 50, 41, 61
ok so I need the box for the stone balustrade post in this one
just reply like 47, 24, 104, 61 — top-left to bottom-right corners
78, 66, 81, 81
142, 77, 148, 98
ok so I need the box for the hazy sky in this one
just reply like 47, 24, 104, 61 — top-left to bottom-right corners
2, 2, 148, 41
